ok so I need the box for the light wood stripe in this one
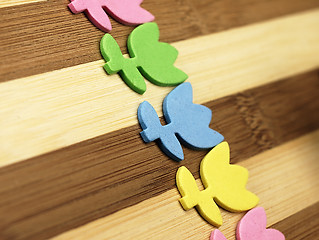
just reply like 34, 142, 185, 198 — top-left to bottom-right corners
0, 9, 318, 166
0, 0, 46, 8
52, 131, 319, 240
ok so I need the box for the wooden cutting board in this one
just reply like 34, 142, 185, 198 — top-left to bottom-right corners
0, 0, 318, 239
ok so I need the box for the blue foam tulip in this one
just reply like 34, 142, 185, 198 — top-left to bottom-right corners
137, 82, 224, 161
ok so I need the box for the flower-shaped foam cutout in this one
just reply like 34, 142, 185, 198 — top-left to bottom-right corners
100, 22, 188, 94
236, 207, 285, 240
210, 207, 285, 240
138, 82, 224, 161
68, 0, 154, 32
176, 142, 259, 226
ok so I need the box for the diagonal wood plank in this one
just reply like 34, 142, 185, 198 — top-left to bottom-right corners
0, 72, 317, 240
187, 0, 319, 34
271, 202, 319, 240
1, 0, 319, 81
0, 9, 318, 166
51, 131, 319, 240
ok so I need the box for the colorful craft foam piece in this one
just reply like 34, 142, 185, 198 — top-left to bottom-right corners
236, 207, 285, 240
210, 230, 227, 240
176, 142, 259, 226
100, 22, 188, 94
138, 82, 224, 161
210, 207, 285, 240
68, 0, 154, 32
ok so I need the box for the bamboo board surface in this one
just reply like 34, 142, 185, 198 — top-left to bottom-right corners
53, 131, 319, 240
0, 0, 318, 239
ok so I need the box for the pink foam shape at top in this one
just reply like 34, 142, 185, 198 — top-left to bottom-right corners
68, 0, 154, 32
236, 207, 285, 240
210, 230, 228, 240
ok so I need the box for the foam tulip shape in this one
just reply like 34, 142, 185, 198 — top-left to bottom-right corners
100, 22, 188, 94
210, 207, 285, 240
68, 0, 154, 32
138, 82, 224, 161
176, 142, 259, 226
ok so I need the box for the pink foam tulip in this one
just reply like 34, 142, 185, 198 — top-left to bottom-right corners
68, 0, 154, 32
210, 208, 285, 240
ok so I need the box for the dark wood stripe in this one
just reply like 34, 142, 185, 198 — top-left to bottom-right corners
0, 71, 318, 239
271, 202, 319, 240
0, 0, 318, 82
186, 0, 319, 34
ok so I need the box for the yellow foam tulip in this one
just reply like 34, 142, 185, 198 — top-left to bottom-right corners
176, 142, 259, 227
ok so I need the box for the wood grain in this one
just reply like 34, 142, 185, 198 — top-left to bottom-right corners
0, 0, 318, 81
271, 202, 319, 240
1, 9, 319, 165
0, 0, 46, 8
187, 0, 319, 34
0, 72, 318, 240
52, 131, 319, 240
